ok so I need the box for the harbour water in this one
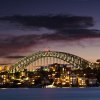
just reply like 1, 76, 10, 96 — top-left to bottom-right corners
0, 88, 100, 100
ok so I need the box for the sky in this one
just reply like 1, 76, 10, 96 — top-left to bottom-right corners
0, 0, 100, 65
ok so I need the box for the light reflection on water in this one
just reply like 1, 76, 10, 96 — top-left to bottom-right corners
0, 88, 100, 100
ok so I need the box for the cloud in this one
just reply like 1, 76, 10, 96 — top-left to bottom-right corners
0, 15, 100, 64
0, 15, 99, 40
6, 55, 25, 59
0, 15, 94, 30
58, 29, 100, 39
0, 34, 39, 57
0, 29, 99, 58
0, 63, 10, 65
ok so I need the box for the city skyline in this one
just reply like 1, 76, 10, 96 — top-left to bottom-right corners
0, 0, 100, 65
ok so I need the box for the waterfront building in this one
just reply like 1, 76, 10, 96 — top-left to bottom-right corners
70, 74, 78, 86
78, 77, 87, 86
88, 78, 98, 86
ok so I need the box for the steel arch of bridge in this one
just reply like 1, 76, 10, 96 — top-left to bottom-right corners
10, 51, 94, 73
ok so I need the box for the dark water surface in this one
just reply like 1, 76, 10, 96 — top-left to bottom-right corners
0, 88, 100, 100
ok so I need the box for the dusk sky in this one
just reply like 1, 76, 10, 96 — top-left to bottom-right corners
0, 0, 100, 65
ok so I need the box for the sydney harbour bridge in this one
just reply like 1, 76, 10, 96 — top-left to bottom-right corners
9, 51, 95, 73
